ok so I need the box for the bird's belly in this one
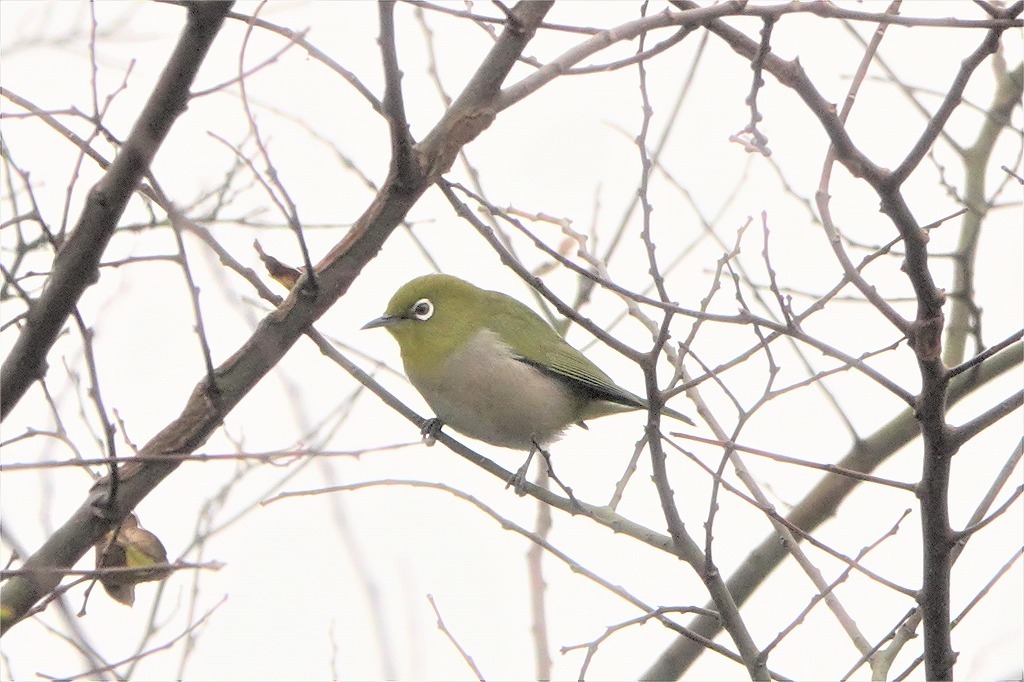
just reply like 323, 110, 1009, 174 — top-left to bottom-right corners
410, 336, 582, 450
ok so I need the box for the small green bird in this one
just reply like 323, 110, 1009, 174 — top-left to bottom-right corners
362, 274, 693, 454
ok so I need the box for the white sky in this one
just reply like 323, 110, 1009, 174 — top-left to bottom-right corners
1, 1, 1022, 680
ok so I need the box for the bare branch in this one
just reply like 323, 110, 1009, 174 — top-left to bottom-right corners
0, 2, 233, 419
0, 0, 555, 632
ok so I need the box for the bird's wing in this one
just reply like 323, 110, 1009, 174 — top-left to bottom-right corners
514, 342, 643, 408
485, 291, 694, 425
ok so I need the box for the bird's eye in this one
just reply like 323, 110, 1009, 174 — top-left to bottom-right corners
410, 298, 434, 321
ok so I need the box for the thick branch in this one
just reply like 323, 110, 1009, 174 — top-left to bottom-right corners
0, 0, 553, 634
643, 341, 1022, 679
943, 62, 1024, 367
0, 2, 234, 420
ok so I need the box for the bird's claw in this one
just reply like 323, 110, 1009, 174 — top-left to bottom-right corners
507, 460, 531, 496
420, 417, 444, 446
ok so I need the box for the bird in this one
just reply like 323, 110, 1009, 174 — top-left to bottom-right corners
362, 274, 694, 471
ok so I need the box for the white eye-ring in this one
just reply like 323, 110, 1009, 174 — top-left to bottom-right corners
411, 298, 434, 321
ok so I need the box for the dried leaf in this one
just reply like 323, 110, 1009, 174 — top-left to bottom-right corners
95, 514, 171, 607
254, 240, 303, 289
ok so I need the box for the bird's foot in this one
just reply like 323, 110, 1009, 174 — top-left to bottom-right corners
420, 417, 444, 446
506, 441, 583, 510
506, 447, 536, 496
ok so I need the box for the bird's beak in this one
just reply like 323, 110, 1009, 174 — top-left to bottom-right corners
361, 315, 398, 330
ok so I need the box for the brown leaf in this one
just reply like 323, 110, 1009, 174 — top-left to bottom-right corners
254, 240, 303, 289
94, 514, 171, 607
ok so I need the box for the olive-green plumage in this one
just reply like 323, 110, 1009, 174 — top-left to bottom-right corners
363, 274, 693, 450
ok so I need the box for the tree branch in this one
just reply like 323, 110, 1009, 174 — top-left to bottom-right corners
0, 0, 554, 634
643, 341, 1022, 679
0, 1, 234, 420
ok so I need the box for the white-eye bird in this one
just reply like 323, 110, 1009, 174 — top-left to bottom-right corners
362, 274, 693, 452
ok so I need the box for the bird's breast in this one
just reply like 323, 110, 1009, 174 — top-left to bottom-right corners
406, 329, 583, 450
